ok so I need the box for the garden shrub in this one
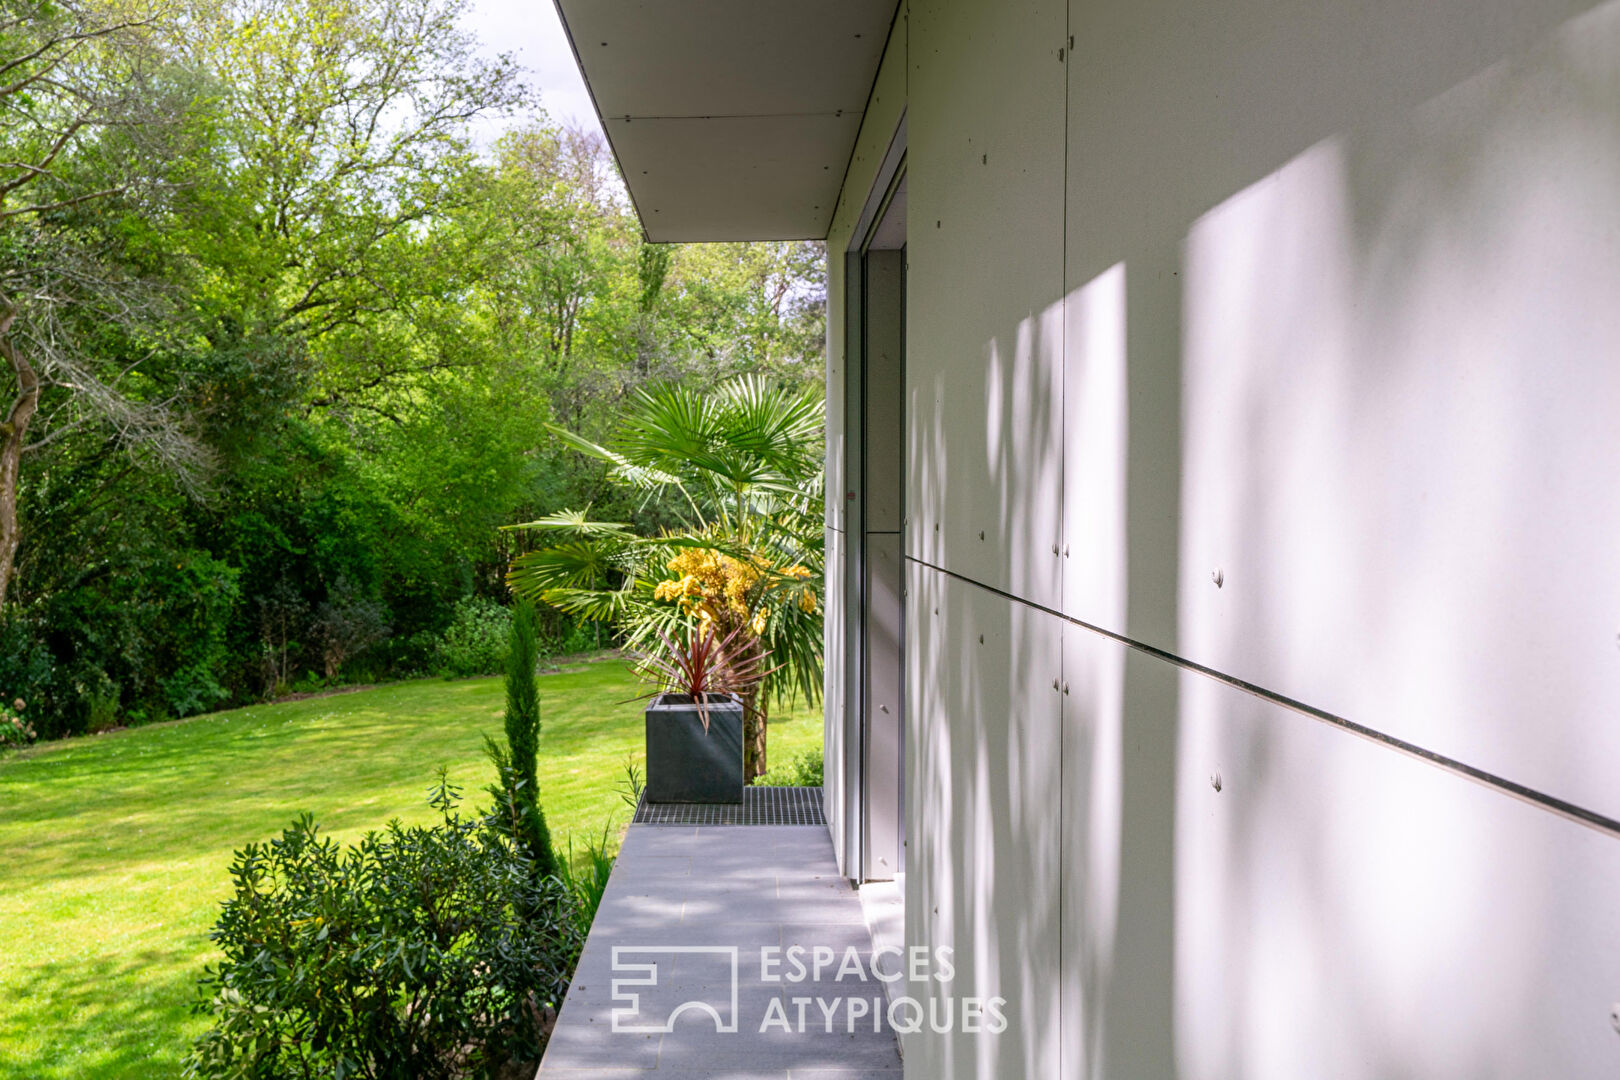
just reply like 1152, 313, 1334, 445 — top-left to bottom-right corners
438, 596, 511, 677
752, 748, 824, 787
185, 778, 584, 1080
369, 628, 443, 679
0, 698, 35, 751
535, 613, 599, 657
17, 548, 240, 734
158, 664, 228, 720
312, 577, 392, 681
0, 610, 51, 732
84, 684, 121, 733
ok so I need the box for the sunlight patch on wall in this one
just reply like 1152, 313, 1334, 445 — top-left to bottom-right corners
1178, 0, 1620, 823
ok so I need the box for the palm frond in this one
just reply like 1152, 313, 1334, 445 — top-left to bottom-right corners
532, 587, 644, 624
717, 377, 824, 476
546, 423, 683, 489
504, 508, 633, 539
507, 542, 622, 596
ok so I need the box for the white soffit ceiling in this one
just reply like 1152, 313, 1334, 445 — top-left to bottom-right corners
552, 1, 898, 242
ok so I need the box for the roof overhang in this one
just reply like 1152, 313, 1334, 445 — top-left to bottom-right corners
551, 1, 899, 242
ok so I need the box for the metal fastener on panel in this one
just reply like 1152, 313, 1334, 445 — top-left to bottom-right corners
1212, 569, 1224, 588
1211, 772, 1223, 793
1052, 544, 1060, 555
1052, 678, 1060, 691
1611, 1003, 1620, 1034
1062, 683, 1070, 695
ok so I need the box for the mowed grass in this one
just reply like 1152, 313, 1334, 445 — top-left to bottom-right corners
0, 654, 822, 1080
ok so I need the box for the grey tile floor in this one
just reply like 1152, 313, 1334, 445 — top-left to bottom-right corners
538, 824, 904, 1079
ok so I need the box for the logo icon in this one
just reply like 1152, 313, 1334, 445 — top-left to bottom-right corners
610, 946, 741, 1033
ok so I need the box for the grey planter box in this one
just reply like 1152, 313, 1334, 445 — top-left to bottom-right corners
644, 692, 744, 804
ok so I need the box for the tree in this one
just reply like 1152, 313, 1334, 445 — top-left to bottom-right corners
506, 377, 824, 779
182, 0, 532, 414
0, 0, 208, 607
489, 599, 557, 876
660, 241, 826, 388
474, 124, 642, 432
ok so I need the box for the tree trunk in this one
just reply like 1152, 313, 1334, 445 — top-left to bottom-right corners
742, 689, 768, 782
0, 302, 40, 610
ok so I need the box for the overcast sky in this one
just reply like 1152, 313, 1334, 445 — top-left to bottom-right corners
462, 0, 604, 141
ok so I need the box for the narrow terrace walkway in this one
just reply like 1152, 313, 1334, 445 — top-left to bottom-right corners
538, 820, 904, 1078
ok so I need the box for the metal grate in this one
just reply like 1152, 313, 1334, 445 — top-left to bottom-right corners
633, 786, 826, 826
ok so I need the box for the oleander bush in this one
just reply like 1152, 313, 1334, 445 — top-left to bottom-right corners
184, 777, 585, 1080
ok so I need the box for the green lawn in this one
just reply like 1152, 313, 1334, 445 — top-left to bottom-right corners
0, 655, 822, 1080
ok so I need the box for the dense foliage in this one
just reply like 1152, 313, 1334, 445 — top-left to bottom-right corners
185, 778, 585, 1080
0, 0, 825, 742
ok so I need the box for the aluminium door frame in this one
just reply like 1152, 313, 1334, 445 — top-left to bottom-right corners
841, 114, 907, 883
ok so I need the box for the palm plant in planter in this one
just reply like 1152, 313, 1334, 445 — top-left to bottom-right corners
632, 623, 774, 804
504, 377, 823, 781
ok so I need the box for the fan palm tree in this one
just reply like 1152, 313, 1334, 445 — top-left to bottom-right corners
506, 376, 823, 779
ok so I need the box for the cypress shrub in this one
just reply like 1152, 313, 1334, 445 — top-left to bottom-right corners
496, 600, 556, 877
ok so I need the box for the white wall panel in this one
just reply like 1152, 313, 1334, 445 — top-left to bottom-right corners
1173, 4, 1620, 824
1176, 656, 1620, 1077
907, 0, 1066, 604
1063, 0, 1620, 822
1060, 263, 1129, 632
1054, 618, 1620, 1079
887, 1, 1620, 1077
906, 562, 1062, 1077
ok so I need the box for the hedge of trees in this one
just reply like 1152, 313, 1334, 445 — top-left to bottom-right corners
0, 0, 824, 741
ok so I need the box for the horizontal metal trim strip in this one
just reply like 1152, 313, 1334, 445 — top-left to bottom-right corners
905, 555, 1620, 842
608, 111, 863, 122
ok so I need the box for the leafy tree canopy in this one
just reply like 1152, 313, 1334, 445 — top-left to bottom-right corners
0, 0, 826, 740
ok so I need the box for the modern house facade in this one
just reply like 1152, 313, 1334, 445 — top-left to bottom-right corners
553, 0, 1620, 1075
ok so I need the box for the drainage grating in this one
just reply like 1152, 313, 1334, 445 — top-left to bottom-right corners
633, 786, 826, 826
